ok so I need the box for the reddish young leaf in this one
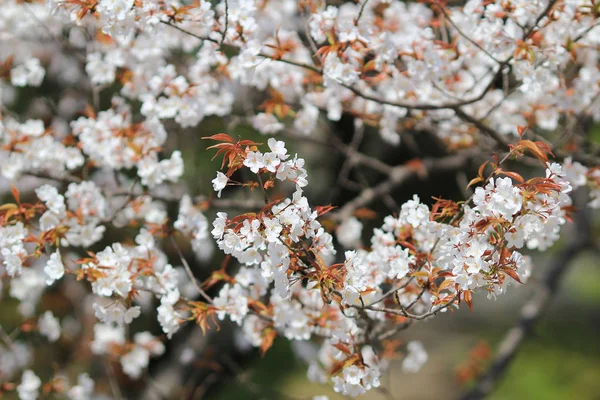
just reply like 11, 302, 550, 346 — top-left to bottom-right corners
260, 328, 277, 357
503, 267, 522, 284
495, 168, 525, 183
202, 133, 235, 143
477, 161, 489, 179
496, 247, 510, 266
467, 176, 483, 189
11, 185, 20, 204
515, 139, 552, 163
84, 104, 96, 119
464, 290, 473, 311
405, 158, 427, 178
0, 203, 17, 211
333, 342, 352, 355
314, 205, 337, 216
437, 278, 455, 293
353, 207, 378, 220
397, 241, 417, 254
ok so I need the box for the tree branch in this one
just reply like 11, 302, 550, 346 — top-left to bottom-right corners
334, 150, 476, 220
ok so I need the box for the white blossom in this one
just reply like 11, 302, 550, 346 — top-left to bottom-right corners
38, 311, 61, 342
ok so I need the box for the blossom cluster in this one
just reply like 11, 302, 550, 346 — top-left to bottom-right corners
563, 157, 600, 208
71, 101, 183, 188
0, 179, 204, 385
26, 0, 598, 149
0, 131, 595, 398
0, 0, 599, 398
198, 137, 587, 396
0, 118, 84, 180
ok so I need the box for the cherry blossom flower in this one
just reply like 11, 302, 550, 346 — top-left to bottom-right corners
38, 311, 61, 342
17, 370, 41, 400
212, 172, 228, 197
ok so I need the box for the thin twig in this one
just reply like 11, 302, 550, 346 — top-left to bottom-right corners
0, 324, 15, 348
334, 150, 476, 220
355, 0, 370, 26
330, 122, 365, 203
361, 294, 459, 321
104, 361, 124, 400
169, 236, 213, 304
221, 0, 229, 48
434, 1, 500, 64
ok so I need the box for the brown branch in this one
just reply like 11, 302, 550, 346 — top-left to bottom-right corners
329, 133, 394, 175
221, 0, 229, 47
169, 236, 213, 304
159, 20, 220, 44
282, 129, 393, 175
454, 108, 511, 150
453, 111, 600, 167
362, 294, 459, 321
23, 171, 83, 184
433, 1, 501, 64
334, 150, 476, 220
141, 327, 211, 399
355, 0, 371, 26
202, 197, 267, 210
376, 320, 412, 341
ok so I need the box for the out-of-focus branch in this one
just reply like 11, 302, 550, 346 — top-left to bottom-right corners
454, 109, 600, 166
22, 171, 83, 184
454, 108, 510, 150
195, 196, 267, 210
0, 324, 15, 348
334, 150, 476, 220
142, 327, 211, 400
433, 0, 500, 64
221, 0, 229, 47
330, 122, 366, 202
170, 235, 213, 304
282, 129, 393, 175
328, 133, 393, 175
459, 192, 594, 400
